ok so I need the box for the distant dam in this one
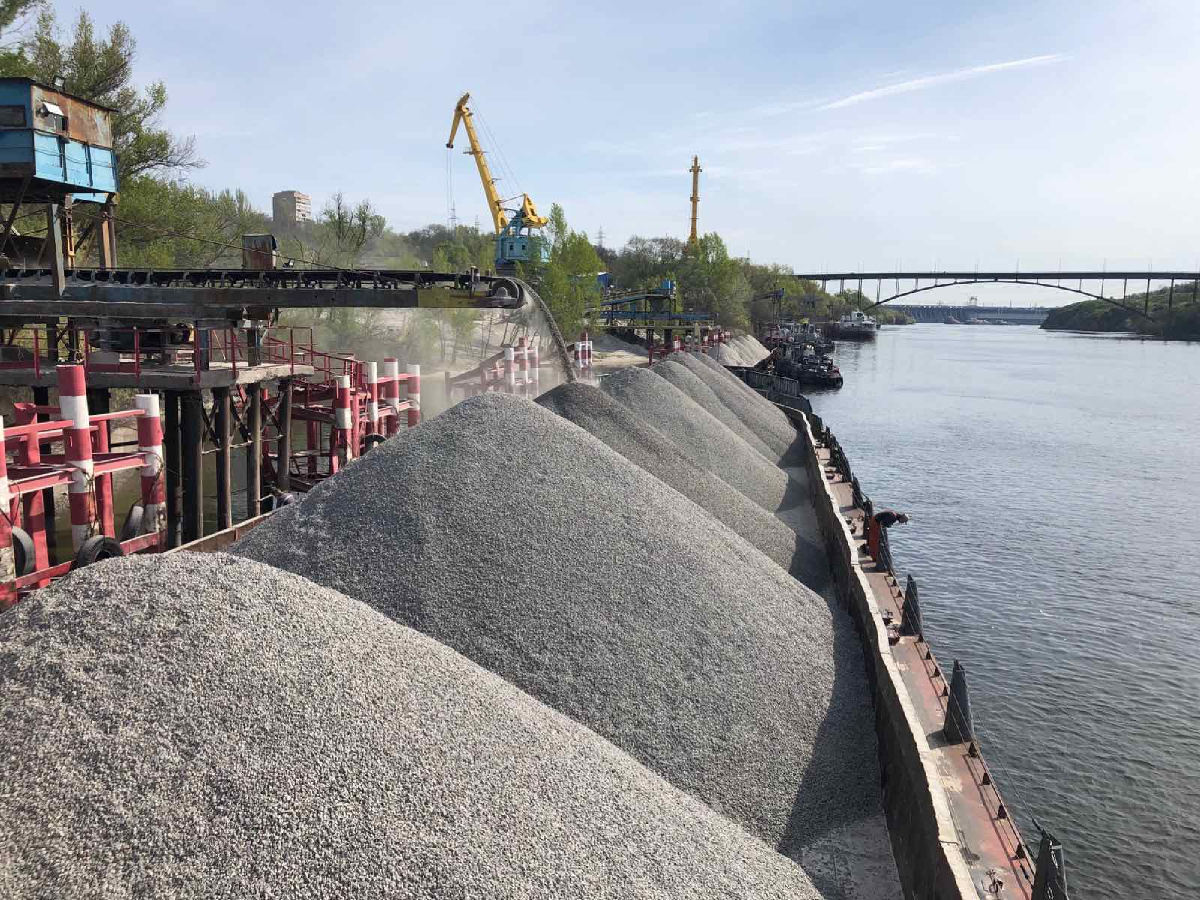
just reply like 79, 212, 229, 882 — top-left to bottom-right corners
895, 304, 1050, 325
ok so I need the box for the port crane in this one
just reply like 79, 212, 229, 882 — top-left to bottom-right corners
447, 92, 549, 273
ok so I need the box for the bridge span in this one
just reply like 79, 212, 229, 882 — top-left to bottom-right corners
793, 270, 1200, 322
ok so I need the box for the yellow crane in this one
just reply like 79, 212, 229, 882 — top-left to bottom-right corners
447, 92, 548, 271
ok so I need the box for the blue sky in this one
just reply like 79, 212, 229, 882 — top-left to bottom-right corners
93, 1, 1200, 302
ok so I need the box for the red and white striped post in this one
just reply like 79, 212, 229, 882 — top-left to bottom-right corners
573, 335, 581, 370
134, 394, 165, 537
405, 364, 421, 427
0, 416, 14, 598
57, 365, 94, 551
383, 358, 400, 436
334, 374, 354, 464
516, 336, 529, 392
366, 361, 381, 435
503, 346, 516, 392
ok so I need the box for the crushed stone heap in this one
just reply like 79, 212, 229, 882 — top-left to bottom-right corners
232, 393, 877, 855
678, 352, 800, 462
536, 382, 815, 584
0, 552, 827, 900
600, 366, 792, 510
652, 359, 779, 460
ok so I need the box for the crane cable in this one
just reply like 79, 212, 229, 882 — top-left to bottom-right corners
473, 102, 524, 203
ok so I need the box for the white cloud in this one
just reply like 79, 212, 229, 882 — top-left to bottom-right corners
820, 54, 1066, 110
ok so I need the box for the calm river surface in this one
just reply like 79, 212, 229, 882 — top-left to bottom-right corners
807, 324, 1200, 900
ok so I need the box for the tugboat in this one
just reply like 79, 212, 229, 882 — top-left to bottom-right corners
754, 339, 843, 389
827, 310, 877, 340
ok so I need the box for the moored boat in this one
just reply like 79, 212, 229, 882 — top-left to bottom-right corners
828, 310, 877, 340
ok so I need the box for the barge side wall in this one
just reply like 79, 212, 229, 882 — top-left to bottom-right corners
797, 413, 978, 900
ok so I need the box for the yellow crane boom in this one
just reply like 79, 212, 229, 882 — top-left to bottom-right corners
447, 92, 506, 233
446, 92, 548, 234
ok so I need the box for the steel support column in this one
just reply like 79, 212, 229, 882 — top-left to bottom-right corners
246, 387, 262, 519
180, 391, 204, 544
214, 386, 232, 531
46, 204, 65, 297
87, 387, 114, 537
31, 386, 55, 565
164, 391, 181, 548
276, 378, 292, 492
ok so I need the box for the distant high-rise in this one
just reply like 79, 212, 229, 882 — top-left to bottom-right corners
272, 190, 312, 225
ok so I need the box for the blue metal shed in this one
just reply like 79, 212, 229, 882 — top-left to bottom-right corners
0, 77, 117, 199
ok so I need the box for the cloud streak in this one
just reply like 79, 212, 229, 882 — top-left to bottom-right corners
819, 54, 1065, 110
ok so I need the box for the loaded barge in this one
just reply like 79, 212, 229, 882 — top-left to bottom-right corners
729, 360, 1070, 900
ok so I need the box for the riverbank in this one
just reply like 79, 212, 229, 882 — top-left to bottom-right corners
1041, 295, 1200, 340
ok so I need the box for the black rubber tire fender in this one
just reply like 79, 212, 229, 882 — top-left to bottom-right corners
11, 526, 35, 576
72, 535, 124, 570
121, 504, 144, 541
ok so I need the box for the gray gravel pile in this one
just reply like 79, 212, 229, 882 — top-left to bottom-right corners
0, 552, 828, 899
599, 366, 792, 510
233, 392, 875, 854
677, 352, 800, 462
535, 382, 821, 585
735, 334, 770, 363
651, 359, 778, 460
715, 342, 750, 365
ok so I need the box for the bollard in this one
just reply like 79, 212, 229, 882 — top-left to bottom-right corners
573, 333, 582, 369
366, 361, 380, 436
334, 374, 354, 463
383, 358, 400, 436
901, 574, 924, 637
1031, 829, 1069, 900
943, 659, 974, 744
133, 394, 166, 537
57, 365, 95, 551
405, 364, 421, 427
583, 331, 592, 370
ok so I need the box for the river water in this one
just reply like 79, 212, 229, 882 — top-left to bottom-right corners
806, 324, 1200, 900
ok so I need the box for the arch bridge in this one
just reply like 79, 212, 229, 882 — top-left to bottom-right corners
793, 271, 1200, 322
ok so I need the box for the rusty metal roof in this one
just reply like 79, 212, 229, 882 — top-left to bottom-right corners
0, 76, 118, 113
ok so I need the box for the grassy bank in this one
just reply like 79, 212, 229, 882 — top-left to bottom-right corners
1041, 282, 1200, 340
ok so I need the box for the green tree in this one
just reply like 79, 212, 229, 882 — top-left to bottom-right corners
535, 209, 603, 337
8, 10, 200, 177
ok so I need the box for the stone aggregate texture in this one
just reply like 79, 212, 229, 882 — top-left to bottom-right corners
716, 343, 750, 365
232, 392, 877, 857
600, 366, 792, 510
678, 352, 801, 462
652, 359, 778, 460
0, 552, 828, 900
735, 334, 771, 363
535, 382, 812, 583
